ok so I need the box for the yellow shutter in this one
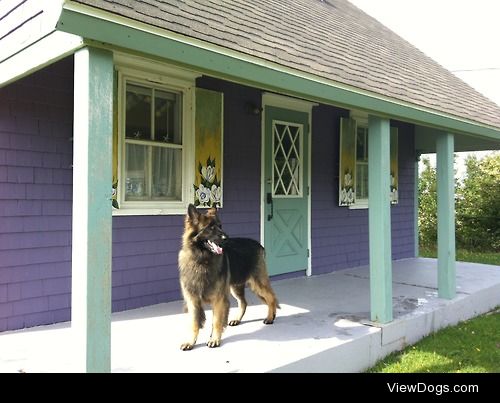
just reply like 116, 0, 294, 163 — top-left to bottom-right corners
112, 69, 119, 209
390, 127, 399, 204
339, 117, 356, 206
194, 88, 224, 207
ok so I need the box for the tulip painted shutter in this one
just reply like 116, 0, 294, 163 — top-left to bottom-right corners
390, 127, 398, 204
194, 88, 224, 207
339, 117, 357, 206
112, 69, 119, 208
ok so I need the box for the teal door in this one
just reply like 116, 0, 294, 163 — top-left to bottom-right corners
264, 106, 309, 276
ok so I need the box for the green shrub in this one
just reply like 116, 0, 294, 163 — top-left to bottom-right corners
418, 152, 500, 252
456, 154, 500, 251
418, 157, 437, 247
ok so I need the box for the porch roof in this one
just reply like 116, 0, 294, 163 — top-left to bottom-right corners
72, 0, 500, 131
1, 0, 499, 148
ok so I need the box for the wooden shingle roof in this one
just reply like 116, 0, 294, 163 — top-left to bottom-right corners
74, 0, 500, 129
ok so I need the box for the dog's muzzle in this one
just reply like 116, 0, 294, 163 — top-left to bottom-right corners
206, 240, 223, 255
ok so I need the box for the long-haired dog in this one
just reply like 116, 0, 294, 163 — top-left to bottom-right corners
178, 204, 279, 350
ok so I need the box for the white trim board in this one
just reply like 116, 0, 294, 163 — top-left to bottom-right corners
0, 30, 83, 87
262, 93, 318, 113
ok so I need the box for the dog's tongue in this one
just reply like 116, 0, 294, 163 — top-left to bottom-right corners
207, 240, 223, 255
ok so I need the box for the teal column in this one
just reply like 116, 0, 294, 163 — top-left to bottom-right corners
436, 133, 456, 299
368, 116, 393, 323
71, 47, 114, 372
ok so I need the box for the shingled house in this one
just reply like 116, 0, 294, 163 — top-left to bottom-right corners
1, 0, 499, 371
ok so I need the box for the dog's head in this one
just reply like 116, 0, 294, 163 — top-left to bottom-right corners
184, 204, 227, 255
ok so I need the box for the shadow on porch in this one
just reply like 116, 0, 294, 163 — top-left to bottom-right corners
0, 258, 499, 373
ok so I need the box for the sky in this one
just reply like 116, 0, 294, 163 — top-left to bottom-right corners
348, 0, 500, 176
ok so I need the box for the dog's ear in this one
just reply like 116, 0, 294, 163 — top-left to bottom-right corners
206, 206, 217, 218
187, 204, 200, 223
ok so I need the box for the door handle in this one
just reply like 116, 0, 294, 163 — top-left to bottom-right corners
266, 192, 273, 221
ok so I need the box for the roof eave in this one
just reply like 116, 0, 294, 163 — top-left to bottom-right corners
40, 2, 500, 144
0, 0, 83, 88
0, 31, 83, 88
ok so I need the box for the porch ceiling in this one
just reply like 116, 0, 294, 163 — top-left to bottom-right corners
416, 125, 500, 153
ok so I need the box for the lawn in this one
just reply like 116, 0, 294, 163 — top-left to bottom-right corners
368, 249, 500, 373
419, 247, 500, 266
368, 308, 500, 373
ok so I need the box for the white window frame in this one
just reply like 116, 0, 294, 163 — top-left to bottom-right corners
271, 120, 304, 199
349, 111, 369, 209
114, 54, 199, 215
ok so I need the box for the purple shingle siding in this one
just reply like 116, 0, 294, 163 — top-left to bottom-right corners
390, 120, 416, 259
0, 284, 6, 303
109, 77, 262, 313
113, 219, 182, 280
310, 106, 415, 275
0, 57, 74, 331
0, 60, 416, 332
196, 76, 262, 241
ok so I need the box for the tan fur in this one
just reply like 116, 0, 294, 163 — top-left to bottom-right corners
178, 205, 279, 350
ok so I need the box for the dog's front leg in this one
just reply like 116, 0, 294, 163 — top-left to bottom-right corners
181, 299, 205, 351
207, 295, 229, 348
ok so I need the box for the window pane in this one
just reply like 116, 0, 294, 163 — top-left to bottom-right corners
125, 144, 148, 201
152, 147, 182, 200
154, 90, 182, 145
126, 84, 152, 140
356, 127, 368, 162
356, 163, 368, 199
273, 122, 302, 196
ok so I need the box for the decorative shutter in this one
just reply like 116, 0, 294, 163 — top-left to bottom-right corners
112, 70, 119, 209
194, 88, 224, 207
390, 127, 399, 204
339, 117, 356, 206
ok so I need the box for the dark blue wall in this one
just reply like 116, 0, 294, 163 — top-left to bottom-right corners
0, 63, 415, 332
310, 104, 415, 273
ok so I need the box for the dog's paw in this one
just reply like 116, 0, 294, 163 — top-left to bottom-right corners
228, 319, 241, 326
180, 342, 195, 351
263, 318, 274, 325
207, 338, 221, 348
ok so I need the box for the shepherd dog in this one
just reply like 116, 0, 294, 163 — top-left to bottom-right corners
178, 204, 279, 350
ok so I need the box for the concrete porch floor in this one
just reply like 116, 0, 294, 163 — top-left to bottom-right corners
1, 258, 499, 373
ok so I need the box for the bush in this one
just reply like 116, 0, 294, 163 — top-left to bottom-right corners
418, 157, 437, 247
456, 153, 500, 251
418, 152, 500, 252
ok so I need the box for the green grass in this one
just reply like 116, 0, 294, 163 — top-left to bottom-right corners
368, 248, 500, 373
368, 309, 500, 373
419, 246, 500, 266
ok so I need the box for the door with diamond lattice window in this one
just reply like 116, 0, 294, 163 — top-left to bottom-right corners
264, 105, 309, 276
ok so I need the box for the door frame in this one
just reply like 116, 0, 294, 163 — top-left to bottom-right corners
260, 92, 317, 276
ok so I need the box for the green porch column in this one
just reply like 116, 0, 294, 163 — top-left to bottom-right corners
436, 133, 456, 299
71, 47, 114, 372
368, 116, 393, 323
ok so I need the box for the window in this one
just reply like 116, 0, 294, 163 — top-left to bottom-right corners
355, 126, 368, 201
353, 124, 399, 207
116, 60, 196, 215
124, 83, 182, 202
338, 112, 398, 208
272, 121, 303, 197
